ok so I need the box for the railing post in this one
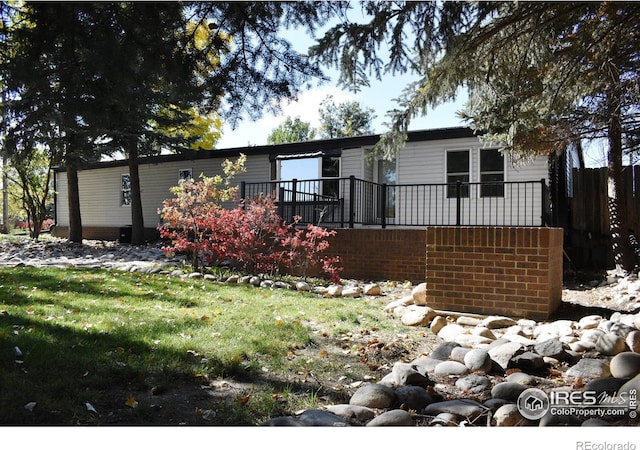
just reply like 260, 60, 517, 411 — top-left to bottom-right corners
456, 180, 462, 226
540, 178, 546, 227
239, 181, 246, 210
291, 179, 298, 223
348, 176, 355, 228
381, 183, 387, 229
278, 186, 285, 219
313, 192, 318, 225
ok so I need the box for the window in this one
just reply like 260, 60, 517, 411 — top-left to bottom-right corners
121, 174, 131, 206
178, 168, 193, 182
377, 158, 396, 218
480, 148, 504, 197
446, 150, 470, 198
277, 154, 341, 197
321, 156, 340, 198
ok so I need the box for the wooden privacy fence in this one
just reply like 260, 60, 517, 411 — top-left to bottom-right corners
565, 165, 640, 270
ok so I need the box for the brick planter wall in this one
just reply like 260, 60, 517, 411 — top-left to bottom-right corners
325, 228, 427, 284
425, 227, 563, 320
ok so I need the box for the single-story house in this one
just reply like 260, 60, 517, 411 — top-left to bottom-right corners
52, 126, 552, 241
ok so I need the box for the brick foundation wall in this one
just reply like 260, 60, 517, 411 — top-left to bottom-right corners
324, 228, 427, 284
426, 227, 563, 320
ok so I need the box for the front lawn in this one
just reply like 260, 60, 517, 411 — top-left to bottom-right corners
0, 266, 431, 425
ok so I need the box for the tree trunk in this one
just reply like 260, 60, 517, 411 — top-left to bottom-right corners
1, 152, 8, 234
126, 138, 145, 245
66, 148, 83, 243
607, 104, 636, 272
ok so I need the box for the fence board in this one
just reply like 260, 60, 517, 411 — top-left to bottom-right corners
567, 166, 640, 270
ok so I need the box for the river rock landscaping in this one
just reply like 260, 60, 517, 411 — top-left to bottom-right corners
2, 237, 640, 426
262, 279, 640, 427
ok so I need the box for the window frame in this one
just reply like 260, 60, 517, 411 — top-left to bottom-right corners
445, 149, 471, 198
178, 168, 193, 182
478, 148, 505, 198
121, 174, 131, 207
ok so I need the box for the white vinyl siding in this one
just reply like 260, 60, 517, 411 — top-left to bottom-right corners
53, 136, 550, 230
55, 153, 270, 228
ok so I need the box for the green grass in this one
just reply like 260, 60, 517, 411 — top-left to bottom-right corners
0, 266, 430, 425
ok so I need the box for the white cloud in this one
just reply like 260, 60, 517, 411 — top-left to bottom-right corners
216, 86, 356, 149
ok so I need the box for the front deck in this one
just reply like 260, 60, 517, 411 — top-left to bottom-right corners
240, 177, 550, 228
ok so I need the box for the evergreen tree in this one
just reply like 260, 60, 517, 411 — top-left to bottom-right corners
1, 2, 342, 245
310, 1, 640, 271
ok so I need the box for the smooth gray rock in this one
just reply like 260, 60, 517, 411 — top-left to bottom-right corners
506, 372, 535, 385
582, 328, 606, 345
511, 351, 546, 371
395, 385, 433, 411
260, 416, 303, 426
625, 330, 640, 353
582, 418, 611, 426
609, 322, 634, 339
595, 332, 626, 356
457, 316, 482, 327
297, 409, 350, 426
437, 324, 468, 342
481, 315, 517, 329
486, 338, 512, 349
455, 374, 492, 394
493, 404, 529, 426
423, 399, 487, 420
491, 382, 528, 402
565, 358, 611, 379
534, 339, 566, 359
584, 377, 628, 400
609, 352, 640, 379
578, 315, 603, 330
539, 411, 583, 427
391, 361, 430, 386
618, 374, 640, 410
273, 281, 292, 290
488, 341, 523, 370
325, 404, 376, 423
411, 356, 441, 374
349, 383, 397, 409
401, 305, 436, 326
366, 409, 414, 426
450, 346, 472, 363
434, 360, 469, 377
430, 341, 461, 361
454, 334, 494, 347
430, 412, 458, 426
463, 348, 493, 373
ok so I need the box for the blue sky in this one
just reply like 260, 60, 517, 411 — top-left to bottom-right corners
216, 73, 469, 149
216, 14, 469, 150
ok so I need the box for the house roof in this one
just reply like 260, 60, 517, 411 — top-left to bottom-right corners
55, 126, 477, 172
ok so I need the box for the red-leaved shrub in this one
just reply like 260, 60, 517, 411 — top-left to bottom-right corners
158, 159, 342, 282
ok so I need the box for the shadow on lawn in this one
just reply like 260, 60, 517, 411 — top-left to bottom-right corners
0, 312, 356, 426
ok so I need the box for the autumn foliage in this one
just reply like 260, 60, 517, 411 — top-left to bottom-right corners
157, 156, 342, 283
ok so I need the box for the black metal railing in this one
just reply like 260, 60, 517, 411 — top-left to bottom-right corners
240, 177, 548, 228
